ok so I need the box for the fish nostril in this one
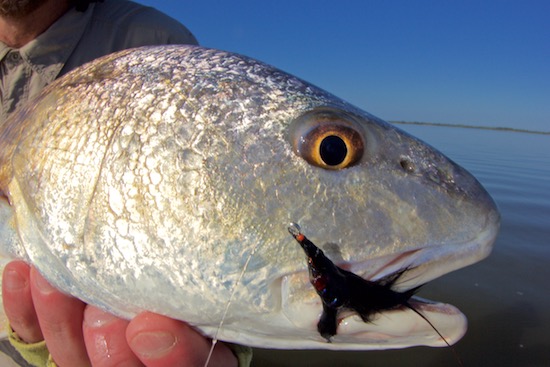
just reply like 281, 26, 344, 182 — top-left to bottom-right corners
399, 158, 416, 173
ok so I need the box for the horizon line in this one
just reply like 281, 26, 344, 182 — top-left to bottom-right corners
390, 121, 550, 135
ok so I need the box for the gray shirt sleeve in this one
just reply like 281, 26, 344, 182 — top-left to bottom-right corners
59, 0, 199, 76
1, 0, 198, 123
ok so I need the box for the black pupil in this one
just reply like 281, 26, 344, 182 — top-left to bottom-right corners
320, 135, 347, 166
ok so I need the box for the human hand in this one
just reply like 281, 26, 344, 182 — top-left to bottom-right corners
2, 260, 237, 367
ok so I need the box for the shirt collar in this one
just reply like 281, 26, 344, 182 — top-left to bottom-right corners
5, 4, 95, 83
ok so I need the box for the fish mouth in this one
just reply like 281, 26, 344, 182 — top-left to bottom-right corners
278, 217, 499, 350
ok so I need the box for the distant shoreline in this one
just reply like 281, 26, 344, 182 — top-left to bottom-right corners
390, 121, 550, 135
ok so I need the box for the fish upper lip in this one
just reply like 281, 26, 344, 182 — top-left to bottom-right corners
342, 248, 424, 286
341, 210, 500, 292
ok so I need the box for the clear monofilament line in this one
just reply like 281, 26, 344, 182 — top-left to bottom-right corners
405, 304, 464, 367
203, 239, 262, 367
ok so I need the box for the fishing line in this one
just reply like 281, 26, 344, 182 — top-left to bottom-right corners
203, 234, 262, 367
405, 304, 464, 367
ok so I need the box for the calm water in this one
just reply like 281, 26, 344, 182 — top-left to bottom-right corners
252, 125, 550, 367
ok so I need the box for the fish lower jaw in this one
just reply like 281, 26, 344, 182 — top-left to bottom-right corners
270, 295, 463, 350
276, 274, 467, 350
331, 298, 467, 349
208, 296, 466, 350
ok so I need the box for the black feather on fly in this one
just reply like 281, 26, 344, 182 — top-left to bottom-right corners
287, 223, 420, 340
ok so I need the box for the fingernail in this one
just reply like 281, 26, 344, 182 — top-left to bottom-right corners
130, 331, 177, 359
33, 272, 56, 295
3, 269, 27, 291
84, 306, 117, 328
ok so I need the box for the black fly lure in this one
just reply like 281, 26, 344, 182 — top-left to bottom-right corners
287, 223, 462, 367
288, 223, 421, 340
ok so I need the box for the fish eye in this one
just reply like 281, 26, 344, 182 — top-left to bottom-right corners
291, 109, 365, 170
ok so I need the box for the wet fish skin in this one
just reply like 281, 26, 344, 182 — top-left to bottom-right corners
0, 45, 499, 349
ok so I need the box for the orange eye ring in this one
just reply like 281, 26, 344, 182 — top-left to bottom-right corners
296, 122, 365, 170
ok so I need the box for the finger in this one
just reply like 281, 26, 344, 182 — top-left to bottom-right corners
83, 305, 143, 367
126, 312, 237, 367
2, 261, 43, 343
30, 266, 90, 367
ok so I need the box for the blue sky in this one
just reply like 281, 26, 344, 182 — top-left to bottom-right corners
135, 1, 549, 131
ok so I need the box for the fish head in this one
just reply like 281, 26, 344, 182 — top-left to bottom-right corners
0, 45, 500, 351
201, 97, 500, 350
175, 49, 500, 349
